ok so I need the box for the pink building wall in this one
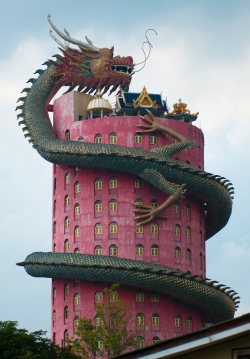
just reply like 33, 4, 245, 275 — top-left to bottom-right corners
51, 92, 207, 347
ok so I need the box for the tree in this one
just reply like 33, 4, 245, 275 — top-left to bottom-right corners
69, 284, 139, 358
0, 320, 78, 359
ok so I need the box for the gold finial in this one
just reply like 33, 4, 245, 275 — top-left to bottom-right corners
170, 99, 199, 117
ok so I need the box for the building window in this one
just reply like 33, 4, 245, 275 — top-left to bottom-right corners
74, 248, 80, 253
174, 224, 180, 236
75, 166, 81, 172
199, 231, 202, 248
109, 177, 117, 189
150, 199, 158, 208
52, 332, 56, 343
65, 216, 69, 229
136, 292, 144, 302
174, 202, 180, 214
174, 247, 181, 259
95, 223, 103, 235
151, 244, 159, 256
53, 243, 56, 253
109, 132, 117, 144
95, 245, 103, 255
152, 336, 160, 345
65, 172, 70, 185
137, 336, 145, 348
200, 253, 202, 269
53, 287, 56, 300
199, 210, 202, 225
135, 198, 143, 210
64, 239, 70, 252
187, 317, 192, 329
54, 178, 57, 190
97, 338, 103, 349
135, 133, 142, 144
109, 244, 118, 257
75, 226, 80, 238
95, 291, 103, 303
186, 248, 191, 260
74, 294, 80, 305
152, 314, 160, 326
65, 195, 70, 207
109, 221, 118, 234
135, 244, 143, 256
185, 204, 190, 216
175, 315, 182, 327
64, 284, 69, 296
109, 199, 117, 211
64, 306, 69, 320
53, 310, 56, 322
75, 203, 80, 215
110, 291, 118, 302
150, 133, 157, 145
74, 316, 79, 329
95, 315, 103, 326
136, 314, 144, 326
151, 222, 158, 234
75, 181, 80, 193
95, 134, 102, 144
185, 226, 191, 238
135, 222, 143, 233
65, 130, 70, 140
53, 221, 56, 233
151, 293, 159, 302
135, 177, 143, 188
95, 178, 102, 190
54, 200, 57, 214
95, 200, 102, 212
64, 329, 69, 341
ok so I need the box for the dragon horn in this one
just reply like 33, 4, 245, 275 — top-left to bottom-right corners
47, 14, 99, 51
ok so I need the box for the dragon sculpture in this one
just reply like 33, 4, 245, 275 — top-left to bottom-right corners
17, 16, 238, 322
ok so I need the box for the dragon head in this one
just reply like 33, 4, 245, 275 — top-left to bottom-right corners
48, 15, 134, 95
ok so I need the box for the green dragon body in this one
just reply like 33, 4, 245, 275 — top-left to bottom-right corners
17, 18, 237, 322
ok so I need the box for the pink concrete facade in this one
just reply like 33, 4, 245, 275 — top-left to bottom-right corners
51, 92, 207, 348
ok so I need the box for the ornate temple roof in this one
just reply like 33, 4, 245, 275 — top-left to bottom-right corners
166, 98, 199, 123
87, 91, 112, 112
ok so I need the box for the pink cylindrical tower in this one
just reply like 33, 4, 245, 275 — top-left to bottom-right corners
51, 91, 207, 347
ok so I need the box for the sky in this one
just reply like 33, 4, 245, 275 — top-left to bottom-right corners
0, 0, 250, 335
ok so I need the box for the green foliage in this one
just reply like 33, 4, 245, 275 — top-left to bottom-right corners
0, 321, 78, 359
69, 284, 138, 358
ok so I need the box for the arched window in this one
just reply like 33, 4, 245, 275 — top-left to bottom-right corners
75, 226, 80, 238
109, 244, 118, 257
151, 244, 159, 256
151, 293, 159, 303
65, 195, 70, 208
74, 248, 80, 253
185, 204, 190, 216
136, 292, 144, 302
65, 129, 70, 140
52, 332, 56, 343
95, 245, 103, 255
110, 290, 118, 302
53, 221, 56, 233
174, 247, 181, 259
186, 248, 191, 260
97, 338, 103, 349
135, 177, 143, 188
95, 223, 103, 235
53, 310, 56, 322
187, 316, 192, 329
95, 315, 103, 326
53, 287, 56, 300
135, 244, 143, 256
95, 178, 102, 190
152, 336, 160, 344
136, 313, 144, 326
95, 291, 103, 303
109, 177, 117, 189
174, 224, 180, 236
64, 239, 70, 252
65, 172, 70, 185
135, 222, 143, 234
152, 313, 160, 326
75, 203, 80, 215
109, 199, 117, 211
151, 222, 158, 234
135, 198, 143, 210
64, 306, 69, 320
65, 217, 69, 229
174, 202, 180, 214
109, 132, 117, 144
54, 178, 57, 190
75, 181, 80, 193
199, 231, 202, 248
95, 200, 102, 212
95, 292, 103, 303
74, 294, 80, 305
150, 199, 158, 208
200, 253, 202, 269
95, 134, 102, 144
64, 283, 69, 296
175, 315, 181, 327
137, 336, 145, 348
185, 226, 191, 238
109, 221, 118, 234
150, 133, 157, 145
74, 316, 79, 329
64, 329, 69, 341
54, 200, 57, 215
53, 243, 56, 253
134, 132, 143, 144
